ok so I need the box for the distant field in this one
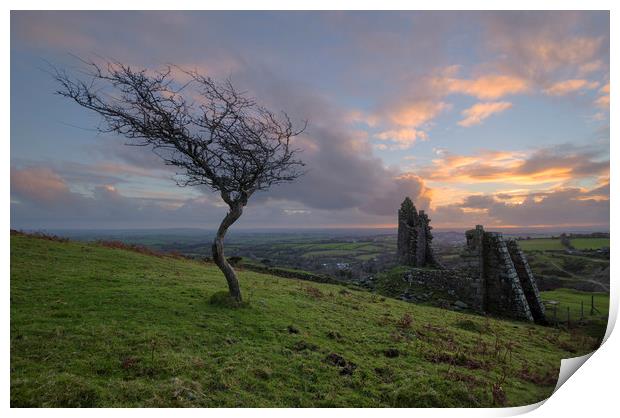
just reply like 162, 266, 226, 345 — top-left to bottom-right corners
518, 238, 564, 251
518, 237, 609, 252
570, 238, 609, 250
355, 254, 377, 261
302, 249, 359, 258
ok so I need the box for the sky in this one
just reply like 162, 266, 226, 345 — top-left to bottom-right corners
10, 11, 610, 230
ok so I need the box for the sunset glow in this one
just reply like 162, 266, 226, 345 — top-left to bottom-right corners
10, 11, 609, 230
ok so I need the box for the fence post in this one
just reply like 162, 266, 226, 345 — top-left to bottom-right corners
580, 301, 584, 321
590, 294, 600, 315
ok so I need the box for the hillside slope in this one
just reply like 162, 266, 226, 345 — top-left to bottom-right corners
10, 235, 599, 407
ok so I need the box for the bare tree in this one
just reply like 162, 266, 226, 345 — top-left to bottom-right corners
53, 59, 306, 302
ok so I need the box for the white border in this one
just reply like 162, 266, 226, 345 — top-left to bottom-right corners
4, 2, 617, 417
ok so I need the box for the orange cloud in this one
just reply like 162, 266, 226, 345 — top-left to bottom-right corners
416, 146, 608, 189
437, 74, 530, 100
11, 167, 70, 203
595, 94, 610, 108
388, 100, 449, 127
488, 28, 605, 77
374, 128, 427, 150
543, 79, 599, 95
458, 102, 512, 127
595, 83, 610, 109
600, 83, 610, 94
526, 36, 604, 71
578, 60, 604, 75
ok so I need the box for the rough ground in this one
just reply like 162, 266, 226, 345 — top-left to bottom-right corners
10, 234, 602, 407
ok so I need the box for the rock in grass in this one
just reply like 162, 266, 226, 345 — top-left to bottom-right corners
291, 340, 319, 351
454, 300, 469, 309
325, 353, 357, 376
384, 348, 400, 358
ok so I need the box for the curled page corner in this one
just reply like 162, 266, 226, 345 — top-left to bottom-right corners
502, 350, 603, 416
553, 352, 595, 393
551, 292, 617, 396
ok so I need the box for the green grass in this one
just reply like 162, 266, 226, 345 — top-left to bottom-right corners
570, 238, 610, 250
540, 289, 609, 339
526, 251, 609, 292
301, 249, 359, 258
11, 235, 601, 407
355, 254, 378, 261
518, 239, 565, 251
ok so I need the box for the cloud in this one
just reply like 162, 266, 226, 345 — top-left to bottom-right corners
367, 71, 527, 137
359, 174, 432, 216
416, 143, 609, 186
434, 73, 530, 100
11, 11, 99, 51
599, 83, 610, 94
484, 12, 607, 83
374, 128, 427, 150
386, 100, 449, 128
458, 102, 512, 127
11, 163, 432, 229
594, 83, 610, 109
12, 66, 434, 228
10, 11, 610, 230
595, 94, 610, 109
431, 184, 609, 228
543, 79, 599, 95
11, 167, 71, 204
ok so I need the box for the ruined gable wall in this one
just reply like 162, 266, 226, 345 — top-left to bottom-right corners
482, 233, 534, 321
415, 223, 427, 266
397, 198, 439, 268
507, 240, 547, 324
462, 226, 486, 311
397, 199, 418, 266
394, 209, 545, 323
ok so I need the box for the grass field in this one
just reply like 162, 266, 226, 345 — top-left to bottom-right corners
570, 238, 610, 250
11, 235, 601, 407
518, 239, 565, 251
539, 289, 609, 337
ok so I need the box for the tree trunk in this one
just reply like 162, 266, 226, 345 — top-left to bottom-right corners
212, 203, 244, 302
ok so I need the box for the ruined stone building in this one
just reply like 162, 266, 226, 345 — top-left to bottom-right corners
396, 197, 439, 267
394, 198, 546, 324
460, 225, 547, 323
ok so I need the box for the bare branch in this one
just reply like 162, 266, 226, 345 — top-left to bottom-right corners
52, 58, 306, 206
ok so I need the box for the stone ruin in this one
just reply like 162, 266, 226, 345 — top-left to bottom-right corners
397, 197, 439, 267
461, 225, 547, 324
395, 198, 547, 324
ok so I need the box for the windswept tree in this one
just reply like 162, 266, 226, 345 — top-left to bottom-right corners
53, 59, 306, 302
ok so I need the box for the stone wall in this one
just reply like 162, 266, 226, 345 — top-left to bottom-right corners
507, 240, 547, 324
397, 197, 438, 267
461, 225, 547, 324
394, 223, 547, 324
398, 268, 485, 312
482, 232, 533, 321
393, 199, 546, 324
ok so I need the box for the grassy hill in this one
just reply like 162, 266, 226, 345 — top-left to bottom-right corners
10, 234, 602, 407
